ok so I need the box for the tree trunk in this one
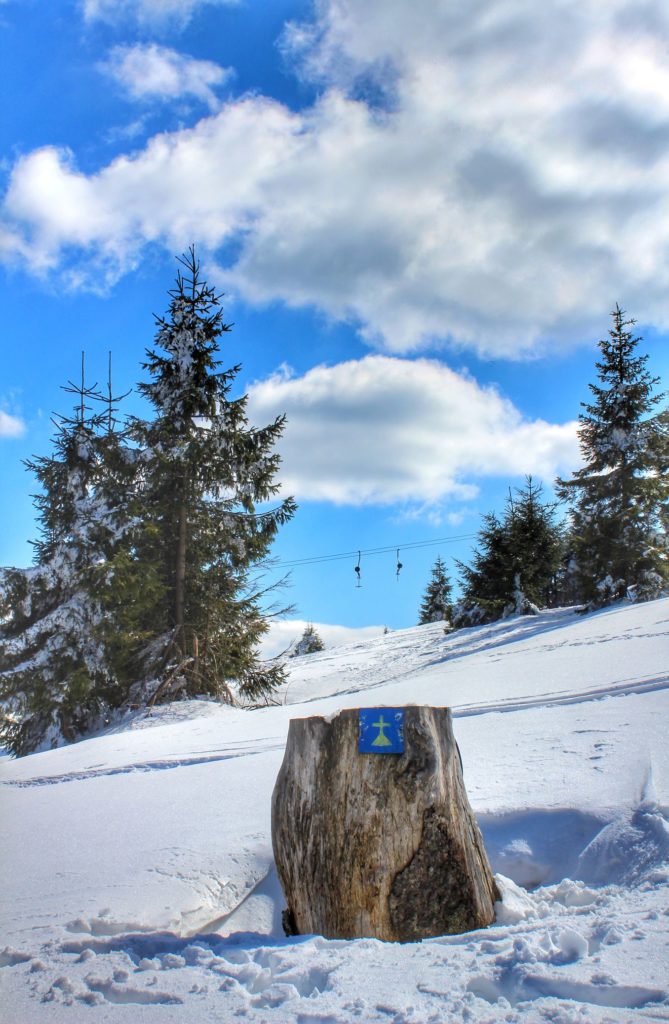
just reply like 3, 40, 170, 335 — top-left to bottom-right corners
174, 498, 187, 644
272, 705, 498, 942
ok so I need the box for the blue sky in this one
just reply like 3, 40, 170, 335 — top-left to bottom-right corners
1, 0, 668, 642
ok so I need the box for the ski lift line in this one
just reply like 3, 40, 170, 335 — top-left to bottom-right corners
275, 533, 477, 569
279, 533, 476, 568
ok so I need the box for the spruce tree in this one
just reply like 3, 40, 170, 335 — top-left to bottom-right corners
0, 370, 123, 755
289, 624, 325, 657
452, 511, 509, 626
453, 477, 563, 626
556, 306, 668, 605
124, 248, 296, 704
418, 557, 452, 623
1, 252, 295, 753
505, 477, 563, 611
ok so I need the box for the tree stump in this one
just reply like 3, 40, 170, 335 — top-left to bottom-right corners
271, 705, 498, 942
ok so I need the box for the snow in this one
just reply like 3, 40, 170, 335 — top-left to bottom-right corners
1, 599, 668, 1022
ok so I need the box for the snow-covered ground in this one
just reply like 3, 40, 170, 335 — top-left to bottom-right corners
1, 600, 668, 1022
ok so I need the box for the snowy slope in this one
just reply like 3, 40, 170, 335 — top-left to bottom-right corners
1, 600, 668, 1022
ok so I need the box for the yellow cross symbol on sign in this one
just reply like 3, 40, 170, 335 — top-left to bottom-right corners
371, 714, 392, 747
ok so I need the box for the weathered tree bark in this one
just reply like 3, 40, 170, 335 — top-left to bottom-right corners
272, 705, 498, 942
174, 495, 187, 642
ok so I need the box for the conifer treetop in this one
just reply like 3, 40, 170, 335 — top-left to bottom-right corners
418, 556, 452, 624
140, 246, 235, 424
556, 306, 668, 605
576, 304, 663, 474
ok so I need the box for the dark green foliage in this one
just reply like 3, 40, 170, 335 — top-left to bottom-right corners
290, 624, 325, 657
0, 386, 122, 755
453, 477, 563, 626
120, 248, 296, 705
452, 511, 510, 627
506, 476, 564, 609
418, 557, 452, 624
1, 249, 295, 754
556, 306, 668, 606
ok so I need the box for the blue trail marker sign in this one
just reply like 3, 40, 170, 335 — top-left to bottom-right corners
358, 708, 405, 754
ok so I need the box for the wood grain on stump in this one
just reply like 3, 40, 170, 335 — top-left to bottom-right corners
271, 705, 498, 942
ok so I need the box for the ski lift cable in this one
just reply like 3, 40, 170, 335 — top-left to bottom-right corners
275, 532, 477, 569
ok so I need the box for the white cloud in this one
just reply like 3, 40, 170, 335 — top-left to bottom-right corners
103, 44, 232, 110
0, 409, 26, 438
0, 95, 299, 284
82, 0, 237, 29
5, 0, 669, 355
247, 355, 579, 505
259, 619, 385, 660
